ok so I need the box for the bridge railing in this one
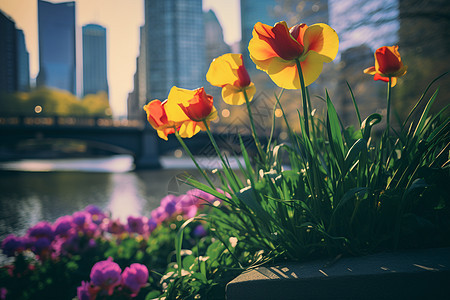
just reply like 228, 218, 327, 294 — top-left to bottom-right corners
0, 116, 145, 129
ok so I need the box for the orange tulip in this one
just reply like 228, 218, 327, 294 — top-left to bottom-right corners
206, 53, 256, 105
143, 99, 177, 140
248, 21, 339, 89
165, 86, 217, 137
364, 46, 407, 87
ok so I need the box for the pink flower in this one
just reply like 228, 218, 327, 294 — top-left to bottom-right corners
90, 257, 122, 295
77, 281, 99, 300
121, 263, 149, 296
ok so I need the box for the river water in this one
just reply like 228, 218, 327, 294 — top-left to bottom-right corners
0, 155, 226, 241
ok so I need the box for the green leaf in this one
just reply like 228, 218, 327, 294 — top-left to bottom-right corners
344, 138, 367, 174
361, 113, 382, 141
326, 93, 345, 169
236, 186, 273, 223
414, 88, 439, 137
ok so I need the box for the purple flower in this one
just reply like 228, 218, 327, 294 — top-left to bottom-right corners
31, 237, 51, 257
147, 218, 157, 232
121, 263, 149, 296
193, 224, 207, 238
1, 287, 7, 300
90, 257, 122, 295
27, 221, 54, 240
53, 215, 73, 236
105, 219, 126, 235
1, 235, 25, 257
77, 281, 98, 300
84, 205, 107, 225
126, 216, 147, 234
72, 211, 91, 228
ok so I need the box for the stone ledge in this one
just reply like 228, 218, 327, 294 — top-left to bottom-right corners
226, 247, 450, 300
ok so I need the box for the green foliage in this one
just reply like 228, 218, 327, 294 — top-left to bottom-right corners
184, 73, 450, 267
0, 88, 112, 117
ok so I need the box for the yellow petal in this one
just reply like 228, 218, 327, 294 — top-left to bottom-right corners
178, 121, 201, 138
165, 86, 192, 123
303, 23, 339, 63
363, 66, 376, 75
157, 129, 169, 140
222, 85, 246, 105
300, 51, 324, 86
244, 83, 256, 102
390, 77, 398, 87
206, 54, 240, 87
205, 106, 218, 121
266, 59, 299, 89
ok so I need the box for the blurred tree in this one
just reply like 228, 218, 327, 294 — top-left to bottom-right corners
0, 88, 112, 117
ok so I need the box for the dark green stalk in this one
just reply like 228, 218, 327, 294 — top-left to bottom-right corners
295, 59, 310, 138
202, 120, 228, 168
243, 89, 266, 165
174, 131, 215, 188
386, 77, 392, 136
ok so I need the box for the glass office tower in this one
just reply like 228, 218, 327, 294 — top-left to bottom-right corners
82, 24, 108, 97
144, 0, 205, 100
36, 0, 76, 94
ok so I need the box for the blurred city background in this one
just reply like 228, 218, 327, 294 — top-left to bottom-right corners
0, 0, 448, 238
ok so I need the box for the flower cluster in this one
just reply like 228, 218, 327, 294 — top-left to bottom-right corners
1, 205, 107, 261
77, 257, 149, 299
1, 189, 221, 261
150, 188, 224, 225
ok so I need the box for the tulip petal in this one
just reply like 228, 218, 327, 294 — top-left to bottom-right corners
206, 54, 240, 87
303, 23, 339, 63
178, 121, 202, 138
253, 21, 303, 61
363, 66, 376, 75
165, 87, 192, 122
266, 59, 299, 89
300, 51, 324, 86
222, 85, 246, 105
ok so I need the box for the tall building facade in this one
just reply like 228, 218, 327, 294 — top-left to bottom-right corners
0, 10, 30, 94
82, 24, 108, 97
36, 0, 76, 94
128, 26, 147, 120
144, 0, 205, 101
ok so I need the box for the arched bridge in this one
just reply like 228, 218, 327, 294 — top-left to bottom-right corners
0, 116, 261, 169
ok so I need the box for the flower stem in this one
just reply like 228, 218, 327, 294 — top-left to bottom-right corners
202, 120, 229, 169
243, 89, 266, 165
174, 131, 215, 188
295, 59, 310, 138
386, 77, 392, 136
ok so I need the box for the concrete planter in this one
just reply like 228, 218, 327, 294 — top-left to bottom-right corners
226, 247, 450, 299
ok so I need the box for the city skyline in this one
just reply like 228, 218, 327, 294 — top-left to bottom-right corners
0, 0, 241, 117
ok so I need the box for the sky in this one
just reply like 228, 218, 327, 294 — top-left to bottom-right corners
0, 0, 241, 118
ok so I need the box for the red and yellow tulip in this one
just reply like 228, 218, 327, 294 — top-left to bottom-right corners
143, 100, 177, 140
206, 53, 256, 105
144, 87, 217, 140
165, 86, 217, 137
248, 21, 339, 89
364, 46, 407, 87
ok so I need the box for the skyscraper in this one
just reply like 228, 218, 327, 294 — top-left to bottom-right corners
144, 0, 205, 101
36, 0, 76, 94
0, 10, 17, 94
0, 10, 30, 94
82, 24, 108, 97
16, 29, 30, 92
